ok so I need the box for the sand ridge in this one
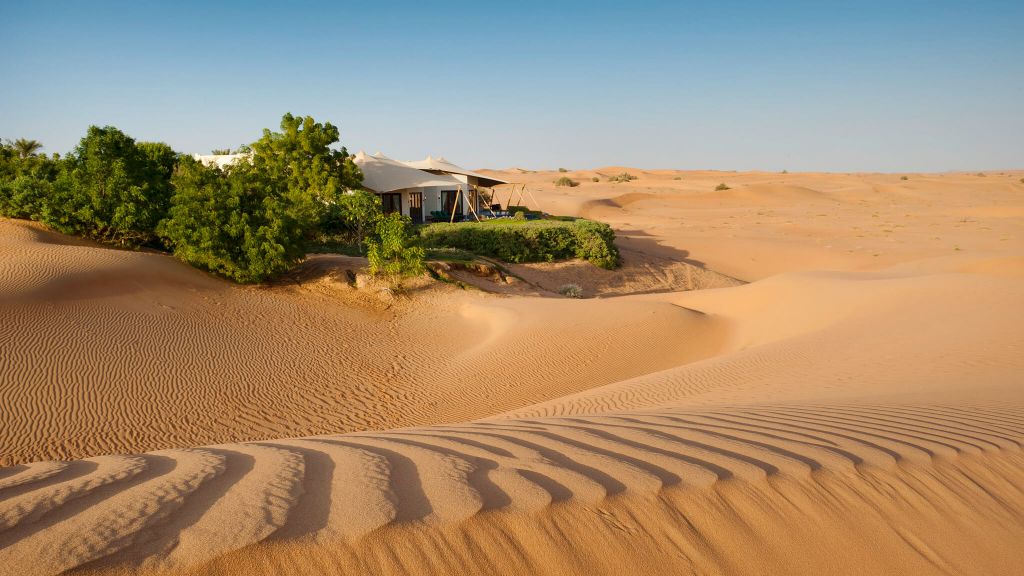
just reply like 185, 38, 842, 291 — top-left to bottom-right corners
2, 169, 1023, 575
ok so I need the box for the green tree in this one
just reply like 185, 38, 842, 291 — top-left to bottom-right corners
325, 189, 382, 248
159, 113, 363, 283
366, 212, 425, 280
43, 127, 177, 245
12, 138, 42, 158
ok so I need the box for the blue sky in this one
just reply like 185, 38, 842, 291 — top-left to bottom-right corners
2, 1, 1022, 171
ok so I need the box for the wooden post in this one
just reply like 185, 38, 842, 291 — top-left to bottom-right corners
504, 184, 517, 211
526, 186, 542, 213
449, 187, 462, 223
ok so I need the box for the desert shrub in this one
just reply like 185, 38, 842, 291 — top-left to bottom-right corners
592, 176, 600, 182
976, 172, 986, 177
366, 212, 425, 279
558, 167, 568, 173
900, 175, 909, 181
513, 210, 527, 220
554, 176, 579, 187
715, 182, 731, 191
0, 143, 62, 219
558, 283, 583, 298
608, 172, 637, 183
159, 113, 361, 283
322, 189, 382, 248
1020, 177, 1024, 184
419, 219, 619, 269
781, 169, 788, 174
673, 176, 682, 180
0, 128, 178, 247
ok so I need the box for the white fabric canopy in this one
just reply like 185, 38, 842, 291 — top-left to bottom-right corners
192, 153, 250, 169
403, 155, 508, 186
353, 151, 464, 193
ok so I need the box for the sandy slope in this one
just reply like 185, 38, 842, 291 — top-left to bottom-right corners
2, 170, 1024, 575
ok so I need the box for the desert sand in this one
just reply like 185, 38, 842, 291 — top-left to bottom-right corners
1, 169, 1023, 575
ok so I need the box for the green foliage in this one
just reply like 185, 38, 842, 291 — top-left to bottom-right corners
513, 210, 527, 220
323, 189, 381, 247
715, 182, 731, 191
554, 176, 579, 187
424, 246, 477, 262
608, 172, 637, 183
592, 176, 600, 182
419, 219, 620, 269
12, 138, 43, 158
1, 128, 177, 246
211, 148, 231, 155
366, 212, 425, 279
159, 113, 361, 283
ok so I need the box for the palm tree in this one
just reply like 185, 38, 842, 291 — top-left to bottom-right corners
13, 138, 42, 158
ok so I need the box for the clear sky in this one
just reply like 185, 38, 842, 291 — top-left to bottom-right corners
2, 1, 1022, 172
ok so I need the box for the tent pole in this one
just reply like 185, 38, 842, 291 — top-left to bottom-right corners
504, 184, 517, 211
450, 187, 462, 223
527, 187, 542, 213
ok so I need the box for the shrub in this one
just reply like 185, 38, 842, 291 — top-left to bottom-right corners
900, 175, 909, 181
323, 189, 382, 248
513, 210, 527, 220
673, 176, 682, 180
419, 219, 619, 269
715, 182, 731, 191
592, 176, 600, 182
608, 172, 637, 183
554, 176, 579, 187
366, 212, 425, 279
1020, 177, 1024, 184
159, 113, 360, 283
558, 283, 583, 298
558, 167, 568, 173
976, 172, 986, 177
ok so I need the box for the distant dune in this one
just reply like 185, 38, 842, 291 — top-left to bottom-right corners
2, 169, 1024, 575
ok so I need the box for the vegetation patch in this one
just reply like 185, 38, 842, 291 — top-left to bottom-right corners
608, 172, 637, 183
554, 176, 579, 187
419, 219, 620, 269
715, 182, 731, 191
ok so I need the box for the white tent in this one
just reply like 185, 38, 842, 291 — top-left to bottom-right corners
403, 155, 508, 187
192, 153, 250, 169
353, 151, 463, 193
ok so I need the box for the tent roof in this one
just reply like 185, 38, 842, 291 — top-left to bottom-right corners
403, 155, 508, 187
353, 151, 464, 193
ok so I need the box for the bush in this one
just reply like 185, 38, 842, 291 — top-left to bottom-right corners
323, 189, 381, 248
558, 167, 568, 173
159, 113, 360, 283
419, 219, 619, 269
1, 128, 178, 247
715, 182, 730, 191
366, 212, 425, 279
608, 172, 637, 183
592, 176, 600, 182
900, 175, 909, 181
558, 283, 583, 298
554, 176, 579, 187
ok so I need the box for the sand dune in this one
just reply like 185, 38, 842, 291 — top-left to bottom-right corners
2, 169, 1023, 575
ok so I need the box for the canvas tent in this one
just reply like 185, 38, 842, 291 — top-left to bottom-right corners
353, 151, 468, 223
403, 155, 509, 217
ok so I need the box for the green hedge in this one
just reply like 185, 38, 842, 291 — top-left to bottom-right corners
418, 219, 619, 269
